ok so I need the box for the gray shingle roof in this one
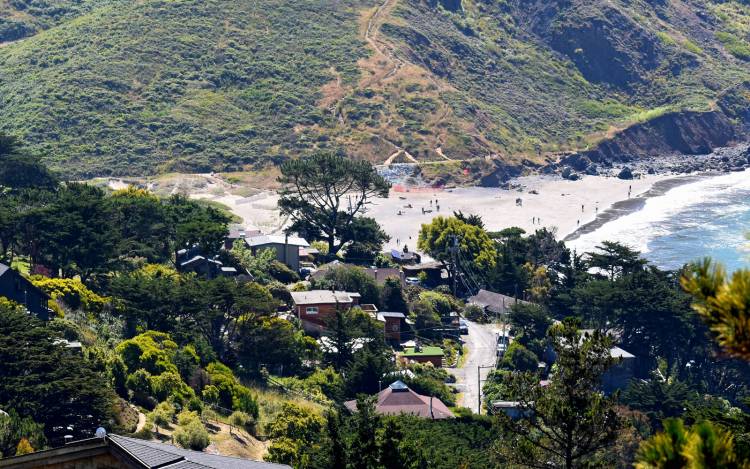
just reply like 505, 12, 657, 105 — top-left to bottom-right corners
108, 435, 289, 469
245, 234, 309, 247
290, 290, 358, 305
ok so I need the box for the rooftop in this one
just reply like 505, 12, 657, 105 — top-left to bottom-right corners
344, 381, 453, 419
0, 434, 288, 469
245, 234, 309, 248
401, 346, 443, 357
468, 289, 530, 314
290, 290, 359, 305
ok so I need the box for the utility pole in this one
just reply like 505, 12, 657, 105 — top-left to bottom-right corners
477, 364, 495, 414
449, 234, 459, 296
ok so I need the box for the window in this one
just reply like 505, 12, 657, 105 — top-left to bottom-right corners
305, 306, 319, 315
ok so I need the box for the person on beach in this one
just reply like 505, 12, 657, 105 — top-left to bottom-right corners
577, 220, 580, 226
582, 204, 585, 212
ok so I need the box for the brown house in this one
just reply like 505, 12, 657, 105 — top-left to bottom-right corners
377, 312, 406, 342
344, 380, 453, 419
0, 433, 288, 469
290, 290, 361, 333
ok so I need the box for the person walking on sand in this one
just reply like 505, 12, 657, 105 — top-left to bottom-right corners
582, 204, 585, 212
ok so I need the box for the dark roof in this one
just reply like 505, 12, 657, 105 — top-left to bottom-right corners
468, 289, 530, 314
378, 312, 406, 319
108, 435, 288, 469
402, 261, 443, 271
390, 249, 418, 260
0, 435, 289, 469
344, 381, 453, 419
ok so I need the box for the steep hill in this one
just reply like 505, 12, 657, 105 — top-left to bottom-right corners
0, 0, 750, 177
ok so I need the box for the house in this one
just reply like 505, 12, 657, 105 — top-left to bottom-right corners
400, 345, 444, 367
290, 290, 360, 334
377, 312, 406, 342
490, 401, 533, 420
0, 433, 289, 469
0, 263, 52, 320
245, 234, 309, 271
468, 289, 531, 317
344, 380, 453, 419
224, 225, 262, 250
402, 261, 444, 286
602, 346, 636, 394
177, 248, 238, 279
544, 328, 636, 394
390, 247, 421, 265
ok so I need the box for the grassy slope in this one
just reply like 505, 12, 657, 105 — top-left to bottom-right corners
0, 0, 749, 176
0, 0, 373, 177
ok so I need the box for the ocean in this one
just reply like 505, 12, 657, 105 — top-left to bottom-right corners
567, 169, 750, 273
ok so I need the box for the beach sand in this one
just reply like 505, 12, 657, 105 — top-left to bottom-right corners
186, 173, 667, 253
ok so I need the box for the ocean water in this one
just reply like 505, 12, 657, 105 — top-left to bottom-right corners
568, 169, 750, 272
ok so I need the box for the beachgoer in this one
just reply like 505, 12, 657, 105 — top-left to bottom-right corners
577, 220, 580, 226
581, 204, 585, 212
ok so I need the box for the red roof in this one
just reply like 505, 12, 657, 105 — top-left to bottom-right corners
344, 381, 453, 419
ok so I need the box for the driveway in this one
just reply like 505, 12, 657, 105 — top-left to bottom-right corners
448, 320, 500, 414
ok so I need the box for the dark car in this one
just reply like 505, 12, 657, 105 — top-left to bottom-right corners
459, 319, 469, 335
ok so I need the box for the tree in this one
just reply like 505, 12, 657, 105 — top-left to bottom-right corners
496, 319, 622, 468
0, 410, 46, 458
0, 302, 114, 440
635, 419, 744, 469
314, 264, 381, 306
380, 277, 408, 312
277, 151, 390, 256
500, 342, 539, 372
349, 397, 380, 469
166, 195, 229, 258
344, 348, 395, 397
509, 303, 552, 346
681, 258, 750, 361
107, 187, 171, 263
587, 241, 646, 280
237, 316, 309, 376
342, 216, 391, 265
0, 133, 57, 191
33, 183, 117, 282
265, 403, 326, 467
418, 216, 496, 291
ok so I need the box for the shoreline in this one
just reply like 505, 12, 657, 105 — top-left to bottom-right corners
563, 174, 708, 242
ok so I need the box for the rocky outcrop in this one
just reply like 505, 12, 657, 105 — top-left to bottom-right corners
562, 110, 742, 171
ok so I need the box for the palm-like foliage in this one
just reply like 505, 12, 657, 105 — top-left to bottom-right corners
681, 258, 750, 360
636, 418, 746, 469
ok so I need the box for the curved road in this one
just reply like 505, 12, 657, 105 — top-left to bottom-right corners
449, 320, 500, 414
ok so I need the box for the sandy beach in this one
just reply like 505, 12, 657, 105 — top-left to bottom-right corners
185, 173, 666, 253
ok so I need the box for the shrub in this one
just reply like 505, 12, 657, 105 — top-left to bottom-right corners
173, 419, 210, 451
268, 260, 300, 284
464, 304, 488, 323
229, 411, 255, 434
150, 371, 195, 404
149, 402, 175, 430
501, 342, 539, 372
15, 438, 34, 456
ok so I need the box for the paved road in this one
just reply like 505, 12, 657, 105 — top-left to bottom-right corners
448, 320, 500, 413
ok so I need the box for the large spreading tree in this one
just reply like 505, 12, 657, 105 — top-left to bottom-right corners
495, 319, 623, 468
0, 300, 114, 440
277, 151, 390, 256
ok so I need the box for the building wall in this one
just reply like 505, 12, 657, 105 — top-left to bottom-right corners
252, 243, 301, 271
383, 318, 401, 341
0, 272, 49, 320
403, 355, 442, 368
295, 302, 352, 325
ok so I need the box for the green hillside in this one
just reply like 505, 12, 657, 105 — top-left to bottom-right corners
1, 0, 750, 177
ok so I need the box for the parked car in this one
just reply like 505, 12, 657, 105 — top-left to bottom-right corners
405, 277, 421, 286
459, 319, 469, 335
